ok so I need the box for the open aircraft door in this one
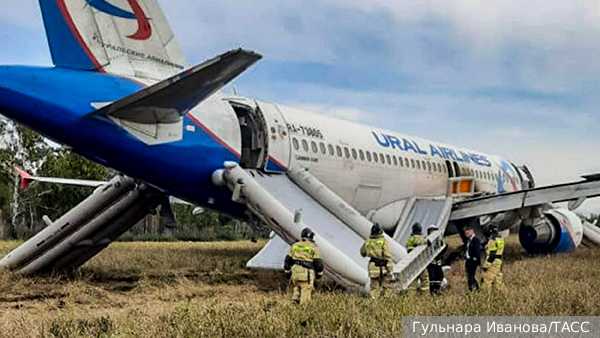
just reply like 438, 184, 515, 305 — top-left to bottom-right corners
255, 101, 291, 173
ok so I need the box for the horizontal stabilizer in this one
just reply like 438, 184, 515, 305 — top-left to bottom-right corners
94, 49, 262, 124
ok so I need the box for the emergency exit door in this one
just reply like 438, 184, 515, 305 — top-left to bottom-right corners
255, 101, 291, 173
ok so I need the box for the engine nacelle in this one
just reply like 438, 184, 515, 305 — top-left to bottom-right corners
519, 209, 583, 254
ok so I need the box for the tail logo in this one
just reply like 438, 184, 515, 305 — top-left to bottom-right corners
84, 0, 152, 40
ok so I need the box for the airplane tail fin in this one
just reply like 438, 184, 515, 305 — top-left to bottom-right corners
39, 0, 188, 81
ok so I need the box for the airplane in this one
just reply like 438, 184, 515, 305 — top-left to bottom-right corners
1, 0, 600, 290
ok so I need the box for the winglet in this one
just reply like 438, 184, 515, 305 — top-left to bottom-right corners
15, 167, 34, 190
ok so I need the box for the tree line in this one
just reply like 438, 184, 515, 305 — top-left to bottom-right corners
0, 119, 264, 241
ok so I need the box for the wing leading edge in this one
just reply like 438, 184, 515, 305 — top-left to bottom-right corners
450, 174, 600, 220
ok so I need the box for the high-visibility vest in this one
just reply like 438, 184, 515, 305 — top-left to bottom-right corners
291, 241, 318, 262
289, 240, 322, 282
364, 237, 388, 260
485, 237, 504, 267
406, 235, 424, 253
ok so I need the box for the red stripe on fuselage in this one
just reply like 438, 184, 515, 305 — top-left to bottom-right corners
55, 0, 105, 72
268, 155, 288, 171
185, 112, 241, 159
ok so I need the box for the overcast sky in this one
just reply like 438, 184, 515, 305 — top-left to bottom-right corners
1, 0, 600, 212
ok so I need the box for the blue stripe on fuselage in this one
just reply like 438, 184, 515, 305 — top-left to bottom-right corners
0, 66, 246, 218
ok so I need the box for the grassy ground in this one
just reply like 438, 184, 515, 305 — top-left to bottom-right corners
0, 237, 599, 337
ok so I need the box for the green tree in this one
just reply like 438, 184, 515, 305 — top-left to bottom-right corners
0, 120, 52, 238
27, 149, 111, 222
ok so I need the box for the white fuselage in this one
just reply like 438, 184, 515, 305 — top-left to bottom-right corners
189, 95, 529, 218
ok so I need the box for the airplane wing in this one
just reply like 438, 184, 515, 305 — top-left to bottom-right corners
15, 167, 107, 190
450, 174, 600, 221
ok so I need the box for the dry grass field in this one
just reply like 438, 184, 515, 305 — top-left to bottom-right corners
0, 237, 599, 337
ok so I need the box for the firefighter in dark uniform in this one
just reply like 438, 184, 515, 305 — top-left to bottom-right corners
426, 226, 446, 295
406, 222, 428, 292
284, 228, 324, 304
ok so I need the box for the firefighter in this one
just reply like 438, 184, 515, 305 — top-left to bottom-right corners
426, 226, 445, 295
284, 228, 324, 304
360, 223, 393, 299
482, 224, 505, 290
406, 222, 428, 292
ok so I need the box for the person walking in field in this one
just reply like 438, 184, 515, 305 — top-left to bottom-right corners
464, 226, 481, 291
406, 222, 428, 292
284, 228, 324, 304
482, 224, 505, 291
360, 223, 393, 299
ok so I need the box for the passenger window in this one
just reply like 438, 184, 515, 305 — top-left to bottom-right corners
374, 153, 379, 163
411, 159, 415, 169
405, 158, 410, 168
344, 147, 350, 158
380, 154, 385, 164
352, 148, 357, 160
386, 154, 391, 165
398, 156, 403, 167
366, 151, 372, 162
336, 146, 342, 157
320, 142, 326, 154
417, 161, 421, 170
302, 139, 308, 152
392, 156, 398, 166
292, 138, 299, 150
359, 150, 365, 161
427, 162, 432, 171
328, 144, 334, 156
311, 141, 318, 153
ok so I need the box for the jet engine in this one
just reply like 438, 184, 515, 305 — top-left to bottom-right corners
519, 208, 583, 254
